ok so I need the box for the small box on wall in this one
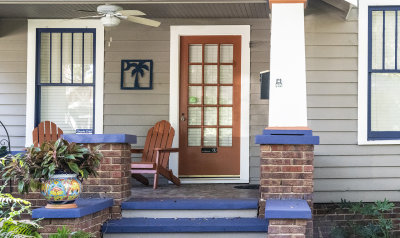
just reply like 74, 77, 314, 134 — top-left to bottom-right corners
260, 70, 270, 99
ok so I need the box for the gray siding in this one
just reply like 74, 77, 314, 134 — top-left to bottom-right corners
103, 18, 270, 183
305, 8, 400, 202
0, 19, 27, 151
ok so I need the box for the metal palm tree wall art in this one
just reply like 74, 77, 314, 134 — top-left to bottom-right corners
121, 60, 153, 90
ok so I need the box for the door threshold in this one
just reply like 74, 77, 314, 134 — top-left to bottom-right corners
179, 178, 249, 184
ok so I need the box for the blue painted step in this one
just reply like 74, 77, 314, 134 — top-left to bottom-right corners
102, 218, 268, 233
122, 198, 258, 210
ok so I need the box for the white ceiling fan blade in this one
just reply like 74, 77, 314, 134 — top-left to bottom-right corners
126, 16, 161, 27
117, 10, 146, 16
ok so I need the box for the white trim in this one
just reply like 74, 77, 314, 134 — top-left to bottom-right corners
358, 0, 400, 145
169, 25, 250, 183
345, 0, 358, 7
26, 19, 104, 147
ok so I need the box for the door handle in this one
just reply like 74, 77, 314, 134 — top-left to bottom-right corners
181, 113, 186, 121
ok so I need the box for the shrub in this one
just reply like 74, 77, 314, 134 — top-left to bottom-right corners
331, 199, 394, 238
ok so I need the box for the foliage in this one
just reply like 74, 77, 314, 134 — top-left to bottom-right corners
49, 226, 94, 238
331, 198, 394, 238
0, 145, 8, 157
0, 184, 42, 238
1, 138, 103, 194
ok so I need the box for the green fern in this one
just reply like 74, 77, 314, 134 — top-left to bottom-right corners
0, 183, 42, 238
49, 226, 94, 238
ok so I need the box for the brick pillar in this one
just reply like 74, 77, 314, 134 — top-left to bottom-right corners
259, 144, 314, 237
82, 143, 132, 219
268, 219, 308, 238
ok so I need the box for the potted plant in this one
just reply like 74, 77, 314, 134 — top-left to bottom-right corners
1, 138, 102, 209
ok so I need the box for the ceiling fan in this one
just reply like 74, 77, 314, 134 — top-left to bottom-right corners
77, 4, 161, 28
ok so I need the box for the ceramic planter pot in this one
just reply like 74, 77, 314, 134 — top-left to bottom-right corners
41, 173, 82, 209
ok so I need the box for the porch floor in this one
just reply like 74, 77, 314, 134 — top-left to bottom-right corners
130, 184, 259, 200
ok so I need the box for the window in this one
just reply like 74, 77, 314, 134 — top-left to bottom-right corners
36, 28, 96, 134
368, 7, 400, 140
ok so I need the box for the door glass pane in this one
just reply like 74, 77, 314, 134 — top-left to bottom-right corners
204, 86, 217, 104
371, 73, 400, 131
83, 33, 94, 83
219, 86, 232, 104
219, 107, 232, 126
204, 107, 217, 125
188, 86, 202, 105
73, 33, 83, 83
220, 65, 233, 84
205, 44, 218, 63
189, 44, 202, 63
385, 11, 396, 70
188, 107, 202, 125
189, 65, 202, 84
203, 128, 217, 146
204, 65, 218, 84
188, 128, 201, 146
51, 33, 61, 83
40, 33, 51, 83
62, 33, 72, 83
220, 44, 233, 63
372, 11, 383, 70
40, 86, 93, 134
219, 128, 232, 146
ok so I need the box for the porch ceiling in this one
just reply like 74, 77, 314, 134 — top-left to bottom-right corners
0, 1, 269, 19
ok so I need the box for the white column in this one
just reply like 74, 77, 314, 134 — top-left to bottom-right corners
268, 3, 308, 128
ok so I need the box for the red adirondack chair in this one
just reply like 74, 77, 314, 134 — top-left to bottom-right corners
131, 120, 180, 189
32, 121, 63, 147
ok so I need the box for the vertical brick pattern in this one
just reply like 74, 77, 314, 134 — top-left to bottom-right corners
259, 144, 314, 238
268, 219, 308, 238
38, 207, 111, 238
82, 143, 132, 219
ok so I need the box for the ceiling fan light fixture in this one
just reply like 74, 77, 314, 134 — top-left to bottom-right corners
101, 15, 120, 27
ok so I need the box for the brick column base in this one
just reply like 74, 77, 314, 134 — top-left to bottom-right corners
82, 143, 132, 219
259, 144, 314, 238
38, 207, 111, 238
268, 219, 308, 238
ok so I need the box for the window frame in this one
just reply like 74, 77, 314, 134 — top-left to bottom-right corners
26, 20, 104, 146
35, 28, 96, 132
358, 0, 400, 145
367, 6, 400, 140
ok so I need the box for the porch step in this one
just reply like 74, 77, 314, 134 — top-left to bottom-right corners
121, 198, 258, 218
102, 218, 268, 238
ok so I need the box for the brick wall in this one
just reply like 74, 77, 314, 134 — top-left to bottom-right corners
38, 207, 111, 238
313, 203, 400, 238
268, 219, 308, 238
82, 143, 132, 219
259, 144, 315, 238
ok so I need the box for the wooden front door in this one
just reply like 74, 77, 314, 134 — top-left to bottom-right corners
179, 36, 241, 177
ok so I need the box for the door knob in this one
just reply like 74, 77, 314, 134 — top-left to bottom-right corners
181, 113, 186, 121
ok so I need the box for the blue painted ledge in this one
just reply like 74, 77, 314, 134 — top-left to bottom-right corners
63, 134, 137, 144
102, 218, 268, 233
255, 129, 319, 145
32, 198, 113, 219
122, 198, 259, 210
265, 199, 311, 219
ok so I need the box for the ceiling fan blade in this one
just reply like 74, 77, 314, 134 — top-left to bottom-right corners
117, 10, 146, 16
77, 9, 98, 13
126, 16, 161, 27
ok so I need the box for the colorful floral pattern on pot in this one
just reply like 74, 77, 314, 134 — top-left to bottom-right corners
41, 173, 82, 204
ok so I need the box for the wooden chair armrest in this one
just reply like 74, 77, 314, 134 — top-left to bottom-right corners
154, 148, 179, 153
130, 149, 144, 153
